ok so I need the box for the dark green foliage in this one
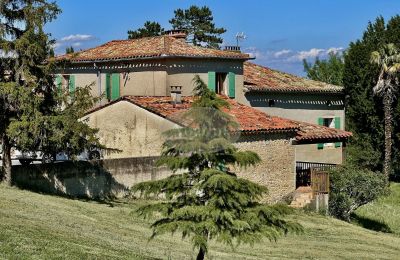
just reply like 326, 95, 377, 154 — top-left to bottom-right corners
65, 46, 74, 54
132, 75, 302, 259
303, 52, 344, 86
329, 165, 388, 221
343, 15, 400, 177
169, 5, 226, 48
0, 0, 102, 183
127, 21, 164, 39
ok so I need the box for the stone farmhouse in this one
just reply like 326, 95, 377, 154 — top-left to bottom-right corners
55, 30, 351, 201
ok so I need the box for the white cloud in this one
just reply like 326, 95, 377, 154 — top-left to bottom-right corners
60, 34, 95, 42
53, 34, 96, 54
273, 49, 292, 58
243, 46, 345, 76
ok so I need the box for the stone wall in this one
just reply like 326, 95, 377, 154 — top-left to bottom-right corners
11, 157, 172, 199
233, 133, 296, 203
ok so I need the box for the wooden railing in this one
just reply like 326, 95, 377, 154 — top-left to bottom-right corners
296, 161, 336, 188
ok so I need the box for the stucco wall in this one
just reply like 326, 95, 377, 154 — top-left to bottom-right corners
233, 134, 296, 203
239, 92, 345, 164
83, 100, 178, 159
11, 157, 172, 199
57, 58, 244, 100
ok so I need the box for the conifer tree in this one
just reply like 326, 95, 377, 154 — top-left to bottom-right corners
0, 0, 102, 183
127, 21, 164, 39
133, 76, 302, 260
169, 5, 226, 48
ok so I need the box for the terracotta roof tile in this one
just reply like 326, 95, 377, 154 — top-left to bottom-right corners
56, 36, 250, 63
86, 96, 351, 142
244, 62, 343, 93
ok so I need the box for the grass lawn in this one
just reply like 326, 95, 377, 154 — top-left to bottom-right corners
354, 182, 400, 235
1, 185, 400, 259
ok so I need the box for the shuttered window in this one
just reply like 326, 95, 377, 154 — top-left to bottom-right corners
68, 75, 75, 96
111, 73, 120, 101
55, 75, 62, 94
335, 117, 341, 148
208, 71, 216, 92
228, 72, 235, 98
106, 73, 111, 100
317, 117, 324, 149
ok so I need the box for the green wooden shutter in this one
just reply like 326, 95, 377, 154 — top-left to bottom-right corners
228, 72, 235, 98
317, 117, 324, 149
208, 71, 216, 92
68, 75, 75, 96
106, 73, 111, 100
111, 73, 120, 100
55, 75, 62, 94
335, 117, 341, 148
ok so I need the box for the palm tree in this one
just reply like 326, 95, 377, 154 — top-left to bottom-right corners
370, 43, 400, 179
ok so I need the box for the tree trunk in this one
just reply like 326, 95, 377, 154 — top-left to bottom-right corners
383, 92, 393, 180
196, 247, 205, 260
1, 134, 12, 186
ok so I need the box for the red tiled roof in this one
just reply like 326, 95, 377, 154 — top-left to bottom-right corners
56, 36, 250, 63
86, 96, 352, 142
243, 62, 343, 93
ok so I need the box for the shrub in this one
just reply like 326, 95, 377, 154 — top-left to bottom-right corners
329, 165, 388, 221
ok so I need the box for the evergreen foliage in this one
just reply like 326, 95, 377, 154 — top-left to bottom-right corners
65, 46, 74, 54
0, 0, 102, 183
132, 76, 302, 260
169, 5, 226, 48
344, 16, 400, 178
127, 21, 164, 39
303, 52, 344, 86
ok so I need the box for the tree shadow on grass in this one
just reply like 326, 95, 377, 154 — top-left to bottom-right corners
351, 213, 392, 233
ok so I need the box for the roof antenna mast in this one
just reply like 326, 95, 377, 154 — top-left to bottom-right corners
235, 32, 247, 47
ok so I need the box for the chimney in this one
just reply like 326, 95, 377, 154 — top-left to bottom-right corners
224, 45, 241, 53
170, 86, 182, 105
164, 29, 187, 40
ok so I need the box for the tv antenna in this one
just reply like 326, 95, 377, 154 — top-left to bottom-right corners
235, 32, 247, 47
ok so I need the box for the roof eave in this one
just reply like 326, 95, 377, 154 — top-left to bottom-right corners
58, 54, 253, 64
244, 86, 344, 94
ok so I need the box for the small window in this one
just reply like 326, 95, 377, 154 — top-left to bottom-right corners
268, 99, 275, 107
215, 72, 228, 95
323, 117, 335, 147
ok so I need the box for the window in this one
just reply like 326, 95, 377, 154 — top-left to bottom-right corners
106, 73, 120, 101
317, 117, 341, 149
215, 73, 228, 95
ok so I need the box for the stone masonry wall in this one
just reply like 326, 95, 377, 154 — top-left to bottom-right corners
234, 133, 296, 203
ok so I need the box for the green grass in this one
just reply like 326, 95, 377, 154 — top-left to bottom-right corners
354, 182, 400, 235
1, 185, 400, 259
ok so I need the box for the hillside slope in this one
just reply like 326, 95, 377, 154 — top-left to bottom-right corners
0, 185, 399, 259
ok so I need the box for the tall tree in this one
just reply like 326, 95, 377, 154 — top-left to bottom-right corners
344, 15, 400, 176
169, 5, 226, 48
133, 76, 301, 260
303, 52, 344, 86
65, 46, 74, 54
0, 0, 102, 183
370, 43, 400, 178
127, 21, 164, 39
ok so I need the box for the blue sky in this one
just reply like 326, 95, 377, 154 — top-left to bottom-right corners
46, 0, 400, 75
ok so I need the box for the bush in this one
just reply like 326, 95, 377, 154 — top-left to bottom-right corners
329, 165, 388, 221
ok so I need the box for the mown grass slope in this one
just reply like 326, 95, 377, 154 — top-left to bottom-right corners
0, 185, 400, 259
354, 182, 400, 235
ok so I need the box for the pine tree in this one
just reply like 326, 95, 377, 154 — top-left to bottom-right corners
0, 0, 102, 183
169, 5, 226, 48
132, 76, 302, 260
303, 52, 344, 86
127, 21, 164, 39
66, 46, 74, 54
